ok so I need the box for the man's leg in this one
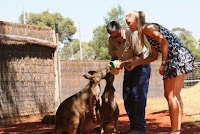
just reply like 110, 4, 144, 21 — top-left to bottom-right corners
123, 68, 134, 130
124, 64, 151, 133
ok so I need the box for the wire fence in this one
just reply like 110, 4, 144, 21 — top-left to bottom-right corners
183, 62, 200, 88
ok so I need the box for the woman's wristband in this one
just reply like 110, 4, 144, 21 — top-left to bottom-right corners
161, 61, 166, 65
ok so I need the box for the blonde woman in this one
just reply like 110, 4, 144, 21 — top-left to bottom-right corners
124, 11, 194, 134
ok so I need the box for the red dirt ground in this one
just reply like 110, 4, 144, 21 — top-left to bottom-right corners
0, 101, 199, 134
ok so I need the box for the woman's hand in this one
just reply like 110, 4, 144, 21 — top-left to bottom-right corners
125, 63, 136, 71
159, 62, 165, 76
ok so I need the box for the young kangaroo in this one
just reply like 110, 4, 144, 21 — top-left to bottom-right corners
53, 68, 108, 134
97, 72, 119, 134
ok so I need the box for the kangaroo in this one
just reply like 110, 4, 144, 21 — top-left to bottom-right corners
53, 68, 109, 134
97, 72, 119, 134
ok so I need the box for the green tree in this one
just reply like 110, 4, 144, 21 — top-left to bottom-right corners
89, 26, 110, 60
60, 5, 126, 60
61, 39, 96, 60
172, 27, 198, 48
74, 44, 96, 60
60, 39, 80, 60
172, 27, 199, 61
190, 47, 200, 61
60, 43, 73, 60
104, 5, 126, 28
90, 5, 126, 60
19, 10, 77, 43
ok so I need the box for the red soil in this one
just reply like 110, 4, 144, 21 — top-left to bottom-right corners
0, 102, 199, 134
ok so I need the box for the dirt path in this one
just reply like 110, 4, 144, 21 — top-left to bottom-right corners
0, 101, 199, 134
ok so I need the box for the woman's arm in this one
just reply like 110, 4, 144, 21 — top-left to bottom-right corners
144, 24, 168, 64
126, 24, 169, 73
126, 45, 158, 71
144, 24, 168, 75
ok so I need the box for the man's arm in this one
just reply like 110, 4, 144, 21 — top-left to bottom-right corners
119, 30, 145, 68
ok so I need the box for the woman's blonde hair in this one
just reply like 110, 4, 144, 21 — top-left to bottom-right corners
126, 11, 146, 47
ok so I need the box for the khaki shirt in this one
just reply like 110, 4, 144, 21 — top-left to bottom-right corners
109, 29, 150, 61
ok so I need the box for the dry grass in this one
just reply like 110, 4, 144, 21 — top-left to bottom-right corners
146, 82, 200, 124
181, 82, 200, 121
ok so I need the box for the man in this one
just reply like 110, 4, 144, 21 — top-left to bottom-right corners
106, 21, 151, 134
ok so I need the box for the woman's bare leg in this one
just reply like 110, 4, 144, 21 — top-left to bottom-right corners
164, 74, 185, 132
176, 74, 185, 129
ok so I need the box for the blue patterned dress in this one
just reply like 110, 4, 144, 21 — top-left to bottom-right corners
145, 23, 194, 80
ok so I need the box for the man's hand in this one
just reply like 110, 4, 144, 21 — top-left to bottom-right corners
108, 63, 120, 75
119, 61, 128, 69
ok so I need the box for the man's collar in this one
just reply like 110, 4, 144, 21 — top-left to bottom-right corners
122, 29, 126, 40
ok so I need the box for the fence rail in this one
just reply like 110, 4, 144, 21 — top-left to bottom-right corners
183, 62, 200, 88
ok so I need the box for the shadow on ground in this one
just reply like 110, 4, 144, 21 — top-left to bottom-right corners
0, 104, 200, 134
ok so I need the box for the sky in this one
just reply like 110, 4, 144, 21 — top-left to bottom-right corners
1, 0, 200, 43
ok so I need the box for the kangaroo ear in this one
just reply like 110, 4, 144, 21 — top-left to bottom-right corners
88, 71, 96, 75
83, 74, 94, 80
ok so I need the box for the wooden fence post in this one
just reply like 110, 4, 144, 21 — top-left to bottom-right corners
54, 21, 62, 112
